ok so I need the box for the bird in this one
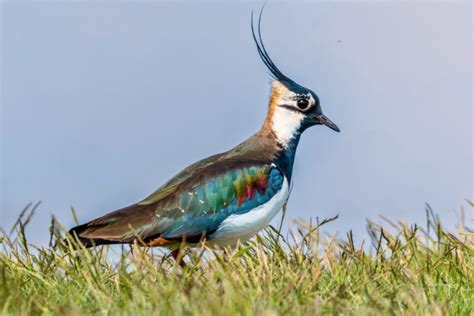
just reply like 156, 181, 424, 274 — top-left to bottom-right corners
67, 9, 339, 264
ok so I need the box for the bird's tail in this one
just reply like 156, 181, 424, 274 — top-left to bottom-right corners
64, 203, 156, 249
66, 223, 119, 248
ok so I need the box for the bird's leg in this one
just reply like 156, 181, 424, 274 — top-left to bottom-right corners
171, 249, 186, 268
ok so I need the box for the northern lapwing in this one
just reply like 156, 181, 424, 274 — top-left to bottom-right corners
68, 10, 339, 263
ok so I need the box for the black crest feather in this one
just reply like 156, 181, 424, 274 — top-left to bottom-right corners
251, 6, 301, 90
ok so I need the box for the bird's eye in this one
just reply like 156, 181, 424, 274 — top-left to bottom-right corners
296, 98, 309, 110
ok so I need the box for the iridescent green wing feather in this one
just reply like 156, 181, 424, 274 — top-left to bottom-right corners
150, 164, 283, 240
73, 156, 284, 244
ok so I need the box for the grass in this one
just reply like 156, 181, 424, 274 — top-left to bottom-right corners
0, 203, 472, 315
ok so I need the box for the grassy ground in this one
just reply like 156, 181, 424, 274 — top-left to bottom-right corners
0, 204, 472, 315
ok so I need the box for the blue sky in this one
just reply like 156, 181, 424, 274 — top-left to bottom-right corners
1, 1, 472, 245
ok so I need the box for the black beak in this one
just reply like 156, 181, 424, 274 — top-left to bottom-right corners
316, 114, 340, 132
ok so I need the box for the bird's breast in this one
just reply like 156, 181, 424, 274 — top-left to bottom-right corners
207, 177, 289, 247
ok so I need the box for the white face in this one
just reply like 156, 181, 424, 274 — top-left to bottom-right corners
269, 81, 316, 148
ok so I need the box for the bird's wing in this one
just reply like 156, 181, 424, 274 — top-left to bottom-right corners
73, 156, 284, 245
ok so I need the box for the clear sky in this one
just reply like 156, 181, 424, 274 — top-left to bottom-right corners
1, 1, 472, 245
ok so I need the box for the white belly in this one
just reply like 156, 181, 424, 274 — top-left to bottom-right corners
208, 177, 289, 247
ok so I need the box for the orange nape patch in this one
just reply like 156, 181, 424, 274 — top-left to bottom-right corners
263, 81, 290, 129
144, 237, 177, 247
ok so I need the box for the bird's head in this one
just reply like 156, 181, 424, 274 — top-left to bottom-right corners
252, 11, 339, 147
